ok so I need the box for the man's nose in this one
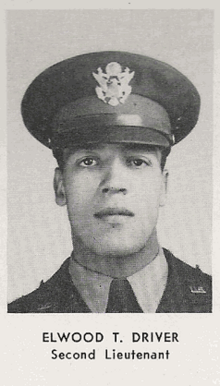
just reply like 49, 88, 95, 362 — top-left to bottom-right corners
100, 159, 128, 195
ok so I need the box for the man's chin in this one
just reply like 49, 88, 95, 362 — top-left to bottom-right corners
91, 243, 146, 258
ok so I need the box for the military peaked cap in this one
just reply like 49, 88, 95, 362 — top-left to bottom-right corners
21, 51, 200, 149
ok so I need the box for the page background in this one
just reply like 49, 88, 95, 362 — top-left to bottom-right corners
2, 4, 219, 386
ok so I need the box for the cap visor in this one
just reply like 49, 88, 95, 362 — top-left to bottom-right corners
52, 125, 171, 149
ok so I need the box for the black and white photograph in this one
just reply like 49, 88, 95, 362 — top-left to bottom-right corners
3, 6, 219, 386
7, 9, 212, 313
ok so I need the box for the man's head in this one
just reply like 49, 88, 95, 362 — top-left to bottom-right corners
20, 51, 200, 263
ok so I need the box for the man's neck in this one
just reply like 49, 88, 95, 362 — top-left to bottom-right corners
72, 230, 160, 278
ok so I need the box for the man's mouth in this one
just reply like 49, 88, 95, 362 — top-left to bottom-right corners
94, 208, 135, 219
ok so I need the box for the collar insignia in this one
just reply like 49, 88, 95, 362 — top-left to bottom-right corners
190, 286, 207, 294
92, 62, 135, 106
36, 303, 52, 311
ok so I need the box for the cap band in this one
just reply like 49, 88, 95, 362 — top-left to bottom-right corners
51, 95, 172, 148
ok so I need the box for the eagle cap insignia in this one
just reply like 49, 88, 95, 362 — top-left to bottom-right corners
92, 62, 135, 106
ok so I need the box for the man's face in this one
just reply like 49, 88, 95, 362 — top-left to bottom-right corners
54, 143, 168, 258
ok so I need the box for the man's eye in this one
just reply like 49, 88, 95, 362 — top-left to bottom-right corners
79, 157, 98, 167
127, 158, 150, 167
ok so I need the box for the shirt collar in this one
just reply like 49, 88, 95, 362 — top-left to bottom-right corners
68, 247, 168, 313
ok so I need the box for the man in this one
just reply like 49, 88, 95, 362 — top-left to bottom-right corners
8, 51, 212, 313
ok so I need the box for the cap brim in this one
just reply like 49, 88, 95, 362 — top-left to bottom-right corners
51, 125, 171, 149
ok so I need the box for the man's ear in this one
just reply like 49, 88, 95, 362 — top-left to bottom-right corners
54, 167, 66, 206
159, 169, 169, 207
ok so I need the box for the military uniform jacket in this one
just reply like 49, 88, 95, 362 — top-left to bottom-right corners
8, 249, 212, 313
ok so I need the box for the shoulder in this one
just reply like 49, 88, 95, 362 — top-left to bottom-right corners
157, 249, 212, 313
8, 258, 73, 313
164, 248, 211, 281
164, 248, 212, 285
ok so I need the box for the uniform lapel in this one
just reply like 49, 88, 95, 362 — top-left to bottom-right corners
156, 249, 212, 313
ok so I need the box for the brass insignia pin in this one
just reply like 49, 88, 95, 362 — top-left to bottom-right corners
36, 303, 52, 311
92, 62, 135, 106
190, 286, 207, 294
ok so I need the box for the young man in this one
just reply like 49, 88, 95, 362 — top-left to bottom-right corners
8, 51, 212, 313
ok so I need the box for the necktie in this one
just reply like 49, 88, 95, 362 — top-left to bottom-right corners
106, 278, 143, 313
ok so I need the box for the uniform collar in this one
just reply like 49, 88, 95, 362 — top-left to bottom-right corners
68, 247, 168, 313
